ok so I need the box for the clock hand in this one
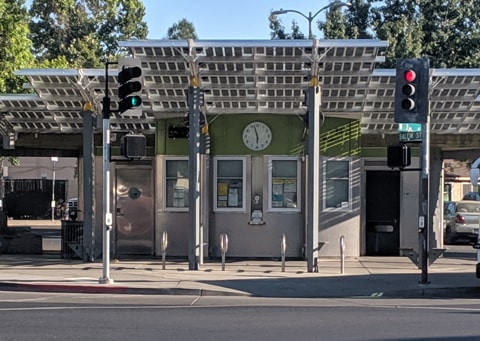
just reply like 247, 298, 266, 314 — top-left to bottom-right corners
254, 126, 259, 143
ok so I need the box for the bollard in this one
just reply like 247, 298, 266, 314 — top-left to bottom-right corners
161, 231, 168, 270
340, 235, 345, 274
219, 233, 229, 271
281, 233, 287, 272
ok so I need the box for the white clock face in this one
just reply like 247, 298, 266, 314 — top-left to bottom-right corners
242, 122, 272, 151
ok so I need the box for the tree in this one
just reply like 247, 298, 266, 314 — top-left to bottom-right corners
371, 0, 425, 68
371, 0, 480, 68
269, 0, 480, 68
269, 14, 306, 39
319, 6, 349, 39
29, 0, 148, 68
0, 0, 35, 93
420, 0, 480, 68
341, 0, 372, 39
166, 19, 198, 39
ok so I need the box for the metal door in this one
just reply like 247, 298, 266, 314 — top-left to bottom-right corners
365, 170, 400, 255
115, 166, 154, 255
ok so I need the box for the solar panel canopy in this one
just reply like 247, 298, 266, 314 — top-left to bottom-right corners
1, 39, 480, 136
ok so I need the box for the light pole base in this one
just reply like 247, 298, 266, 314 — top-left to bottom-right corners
98, 277, 114, 284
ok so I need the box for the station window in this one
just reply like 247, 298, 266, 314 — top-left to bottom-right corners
323, 158, 351, 210
165, 158, 189, 211
269, 157, 300, 211
214, 157, 246, 211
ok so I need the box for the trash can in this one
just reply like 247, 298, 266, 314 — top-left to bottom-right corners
61, 220, 83, 259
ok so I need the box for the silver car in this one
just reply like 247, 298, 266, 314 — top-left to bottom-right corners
444, 200, 480, 244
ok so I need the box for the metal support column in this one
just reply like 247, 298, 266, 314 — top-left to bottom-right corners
82, 103, 95, 262
306, 85, 321, 272
188, 85, 202, 270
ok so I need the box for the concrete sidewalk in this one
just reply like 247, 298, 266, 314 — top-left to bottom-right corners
0, 254, 479, 298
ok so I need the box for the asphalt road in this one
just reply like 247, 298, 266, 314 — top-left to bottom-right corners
1, 292, 480, 341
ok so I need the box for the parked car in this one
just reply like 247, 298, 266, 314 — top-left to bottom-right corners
444, 200, 480, 244
462, 192, 480, 201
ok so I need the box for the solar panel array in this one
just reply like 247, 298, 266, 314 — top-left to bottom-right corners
1, 39, 480, 136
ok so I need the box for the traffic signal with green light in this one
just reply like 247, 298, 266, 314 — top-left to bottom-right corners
118, 57, 143, 116
394, 58, 430, 124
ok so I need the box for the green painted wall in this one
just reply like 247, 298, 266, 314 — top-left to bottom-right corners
156, 114, 305, 156
320, 118, 361, 157
155, 115, 361, 157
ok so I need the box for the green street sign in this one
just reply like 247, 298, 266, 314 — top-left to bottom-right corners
398, 123, 422, 142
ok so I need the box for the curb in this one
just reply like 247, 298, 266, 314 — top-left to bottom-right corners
0, 282, 248, 296
1, 281, 479, 298
382, 286, 480, 299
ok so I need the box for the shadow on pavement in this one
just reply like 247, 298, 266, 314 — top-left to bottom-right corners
199, 272, 480, 298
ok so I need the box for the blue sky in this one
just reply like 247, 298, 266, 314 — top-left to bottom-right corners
143, 0, 343, 40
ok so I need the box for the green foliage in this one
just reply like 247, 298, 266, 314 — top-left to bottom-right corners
320, 7, 349, 39
370, 0, 480, 67
29, 0, 148, 68
343, 0, 373, 39
372, 0, 424, 67
269, 13, 306, 39
166, 19, 198, 39
269, 13, 287, 39
419, 0, 480, 68
270, 0, 480, 68
0, 0, 35, 93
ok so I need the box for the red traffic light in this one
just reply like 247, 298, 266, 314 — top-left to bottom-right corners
404, 69, 416, 82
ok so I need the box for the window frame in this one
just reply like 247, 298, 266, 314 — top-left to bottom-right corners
268, 156, 301, 212
322, 157, 352, 211
163, 157, 189, 212
213, 156, 247, 212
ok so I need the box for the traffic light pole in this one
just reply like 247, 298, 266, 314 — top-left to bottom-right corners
306, 84, 321, 272
419, 109, 430, 285
99, 60, 116, 284
187, 85, 202, 270
394, 58, 431, 283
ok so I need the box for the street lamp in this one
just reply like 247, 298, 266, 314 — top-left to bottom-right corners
272, 1, 351, 39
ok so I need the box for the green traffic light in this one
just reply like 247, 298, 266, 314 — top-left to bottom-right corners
119, 95, 142, 113
129, 95, 142, 107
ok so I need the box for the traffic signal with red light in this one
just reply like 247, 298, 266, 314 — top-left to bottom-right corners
394, 58, 430, 123
118, 57, 143, 116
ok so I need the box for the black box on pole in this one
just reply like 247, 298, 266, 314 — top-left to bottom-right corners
387, 143, 411, 169
121, 134, 146, 159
